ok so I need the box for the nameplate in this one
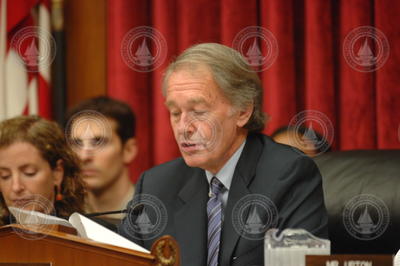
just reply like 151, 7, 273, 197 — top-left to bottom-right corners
306, 255, 393, 266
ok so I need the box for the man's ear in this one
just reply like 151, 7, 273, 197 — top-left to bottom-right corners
123, 138, 138, 164
53, 159, 64, 188
236, 104, 254, 128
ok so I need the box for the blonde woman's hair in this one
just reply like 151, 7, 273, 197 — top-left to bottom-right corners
0, 115, 86, 225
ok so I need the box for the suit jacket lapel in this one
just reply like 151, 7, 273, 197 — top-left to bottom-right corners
174, 167, 208, 266
220, 134, 264, 265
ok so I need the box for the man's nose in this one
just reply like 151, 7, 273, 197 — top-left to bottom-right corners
77, 143, 95, 162
177, 113, 196, 137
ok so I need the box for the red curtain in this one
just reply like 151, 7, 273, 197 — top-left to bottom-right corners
107, 0, 400, 182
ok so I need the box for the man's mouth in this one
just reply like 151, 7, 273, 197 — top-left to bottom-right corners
82, 169, 99, 176
180, 142, 204, 153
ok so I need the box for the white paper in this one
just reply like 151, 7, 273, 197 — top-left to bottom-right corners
69, 212, 150, 254
9, 207, 150, 254
394, 249, 400, 266
8, 207, 74, 228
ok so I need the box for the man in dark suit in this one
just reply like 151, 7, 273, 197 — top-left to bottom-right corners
119, 43, 328, 266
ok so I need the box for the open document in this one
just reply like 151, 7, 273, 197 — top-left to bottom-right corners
8, 207, 149, 254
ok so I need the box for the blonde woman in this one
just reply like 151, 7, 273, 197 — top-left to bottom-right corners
0, 116, 86, 225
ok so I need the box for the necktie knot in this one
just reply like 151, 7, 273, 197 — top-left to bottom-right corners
210, 177, 224, 197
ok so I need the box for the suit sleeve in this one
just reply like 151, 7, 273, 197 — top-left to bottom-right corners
277, 156, 329, 239
118, 172, 146, 245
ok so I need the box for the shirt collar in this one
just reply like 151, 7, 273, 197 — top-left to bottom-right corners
205, 139, 246, 191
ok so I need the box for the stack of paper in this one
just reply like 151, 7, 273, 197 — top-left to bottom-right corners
8, 207, 149, 254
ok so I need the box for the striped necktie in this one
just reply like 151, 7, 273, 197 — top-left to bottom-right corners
207, 177, 225, 266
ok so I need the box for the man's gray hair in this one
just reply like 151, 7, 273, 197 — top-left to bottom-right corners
162, 43, 266, 133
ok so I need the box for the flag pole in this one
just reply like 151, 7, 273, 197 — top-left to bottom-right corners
51, 0, 66, 125
0, 0, 7, 120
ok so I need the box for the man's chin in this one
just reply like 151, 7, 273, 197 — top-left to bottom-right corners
181, 153, 210, 169
83, 178, 103, 192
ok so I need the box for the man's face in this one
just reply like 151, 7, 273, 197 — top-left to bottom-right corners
165, 67, 249, 173
69, 118, 127, 192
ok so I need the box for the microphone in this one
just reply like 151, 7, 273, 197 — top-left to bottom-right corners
85, 209, 127, 218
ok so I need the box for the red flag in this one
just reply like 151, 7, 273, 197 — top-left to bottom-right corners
0, 0, 52, 120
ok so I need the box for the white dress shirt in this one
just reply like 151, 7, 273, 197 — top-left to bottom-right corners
205, 139, 246, 214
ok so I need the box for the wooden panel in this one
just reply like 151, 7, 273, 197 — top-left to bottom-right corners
0, 235, 152, 266
0, 225, 180, 266
0, 225, 154, 266
64, 0, 107, 108
0, 264, 51, 266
